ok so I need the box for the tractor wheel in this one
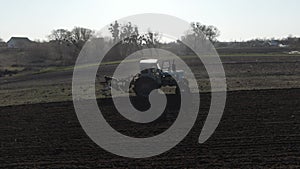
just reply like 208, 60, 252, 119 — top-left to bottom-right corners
133, 76, 159, 97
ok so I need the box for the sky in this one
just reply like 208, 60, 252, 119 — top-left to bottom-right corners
0, 0, 299, 42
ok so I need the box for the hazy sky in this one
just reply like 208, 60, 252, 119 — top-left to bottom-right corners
1, 0, 299, 42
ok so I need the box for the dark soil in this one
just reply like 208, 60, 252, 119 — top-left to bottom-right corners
0, 88, 299, 168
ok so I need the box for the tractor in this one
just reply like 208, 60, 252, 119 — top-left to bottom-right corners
103, 59, 189, 97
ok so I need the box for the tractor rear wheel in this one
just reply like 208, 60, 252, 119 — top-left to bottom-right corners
132, 76, 159, 97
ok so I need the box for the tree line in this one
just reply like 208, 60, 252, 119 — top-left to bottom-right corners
1, 21, 300, 67
40, 21, 220, 63
48, 27, 94, 50
107, 21, 161, 58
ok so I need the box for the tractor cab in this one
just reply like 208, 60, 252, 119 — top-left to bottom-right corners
139, 59, 160, 71
161, 60, 184, 80
139, 59, 162, 76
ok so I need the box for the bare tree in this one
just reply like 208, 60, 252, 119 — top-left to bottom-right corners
69, 27, 94, 50
71, 27, 94, 44
48, 29, 72, 42
109, 21, 120, 43
143, 31, 161, 48
108, 21, 163, 58
120, 22, 140, 56
186, 22, 220, 43
120, 22, 138, 39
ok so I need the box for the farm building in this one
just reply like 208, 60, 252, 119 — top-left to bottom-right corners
0, 42, 7, 48
7, 37, 32, 48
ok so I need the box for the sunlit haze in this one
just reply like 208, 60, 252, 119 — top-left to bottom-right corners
1, 0, 299, 42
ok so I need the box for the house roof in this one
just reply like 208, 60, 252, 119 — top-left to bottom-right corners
7, 37, 31, 43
